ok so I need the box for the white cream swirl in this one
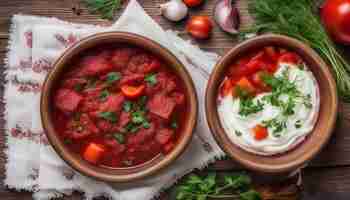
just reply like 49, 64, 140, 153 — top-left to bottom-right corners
217, 63, 320, 156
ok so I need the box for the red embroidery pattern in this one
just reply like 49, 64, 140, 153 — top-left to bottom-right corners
32, 58, 52, 73
24, 31, 32, 48
12, 76, 42, 93
54, 33, 78, 47
10, 125, 49, 145
18, 57, 32, 71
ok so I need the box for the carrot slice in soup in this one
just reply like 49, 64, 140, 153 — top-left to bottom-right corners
83, 143, 106, 164
121, 84, 145, 99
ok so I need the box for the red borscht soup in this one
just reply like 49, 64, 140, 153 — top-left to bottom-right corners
52, 45, 187, 168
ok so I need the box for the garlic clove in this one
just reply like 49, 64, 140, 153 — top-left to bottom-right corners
160, 0, 189, 22
213, 0, 240, 34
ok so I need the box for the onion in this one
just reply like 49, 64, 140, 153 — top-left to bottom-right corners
160, 0, 188, 22
213, 0, 240, 34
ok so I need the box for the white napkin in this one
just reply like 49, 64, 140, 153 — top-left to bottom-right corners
3, 0, 225, 199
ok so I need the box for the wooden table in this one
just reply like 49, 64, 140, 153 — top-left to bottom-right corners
0, 1, 350, 199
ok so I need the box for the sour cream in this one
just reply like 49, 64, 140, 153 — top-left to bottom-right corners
217, 63, 320, 156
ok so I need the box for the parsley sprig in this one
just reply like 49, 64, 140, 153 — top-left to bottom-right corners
83, 0, 122, 20
260, 69, 312, 134
176, 173, 261, 200
236, 86, 264, 117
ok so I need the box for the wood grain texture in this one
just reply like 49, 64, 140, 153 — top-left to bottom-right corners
0, 0, 350, 199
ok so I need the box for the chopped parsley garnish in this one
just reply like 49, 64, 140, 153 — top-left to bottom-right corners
142, 121, 150, 129
131, 111, 146, 124
98, 111, 117, 123
99, 89, 110, 101
123, 101, 132, 112
145, 73, 157, 86
86, 77, 97, 88
64, 138, 73, 144
239, 98, 264, 117
235, 130, 242, 136
170, 121, 178, 129
254, 68, 312, 135
295, 120, 302, 129
73, 83, 84, 92
113, 133, 125, 144
262, 118, 286, 136
106, 72, 121, 85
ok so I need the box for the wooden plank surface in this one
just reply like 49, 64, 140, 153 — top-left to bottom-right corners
0, 0, 350, 199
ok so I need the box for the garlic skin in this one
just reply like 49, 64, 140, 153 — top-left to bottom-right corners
160, 0, 188, 22
213, 0, 240, 34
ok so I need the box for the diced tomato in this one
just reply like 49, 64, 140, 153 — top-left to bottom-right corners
278, 52, 302, 65
264, 46, 279, 61
234, 77, 256, 95
245, 57, 265, 76
83, 143, 106, 164
147, 94, 177, 120
163, 142, 175, 154
121, 84, 145, 99
54, 89, 83, 113
220, 78, 233, 97
156, 128, 174, 145
251, 51, 265, 61
252, 125, 268, 141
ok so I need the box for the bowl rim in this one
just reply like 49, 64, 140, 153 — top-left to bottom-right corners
205, 34, 338, 174
40, 31, 198, 182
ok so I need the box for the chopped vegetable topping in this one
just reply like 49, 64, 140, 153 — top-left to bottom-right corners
98, 111, 117, 123
106, 72, 121, 85
113, 133, 125, 144
145, 73, 158, 86
99, 89, 110, 101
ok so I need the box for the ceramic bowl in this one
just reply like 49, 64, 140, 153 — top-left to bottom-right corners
41, 32, 198, 182
205, 34, 338, 174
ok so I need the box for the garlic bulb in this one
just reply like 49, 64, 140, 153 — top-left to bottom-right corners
160, 0, 188, 22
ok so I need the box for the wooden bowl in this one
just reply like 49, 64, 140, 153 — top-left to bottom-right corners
41, 32, 198, 182
205, 34, 338, 174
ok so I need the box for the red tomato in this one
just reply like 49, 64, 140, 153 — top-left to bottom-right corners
278, 52, 301, 65
220, 78, 233, 97
264, 46, 279, 61
186, 16, 213, 39
232, 77, 256, 97
252, 125, 268, 141
183, 0, 203, 7
121, 84, 145, 99
321, 0, 350, 44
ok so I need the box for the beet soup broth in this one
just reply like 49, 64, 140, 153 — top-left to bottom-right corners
51, 45, 188, 168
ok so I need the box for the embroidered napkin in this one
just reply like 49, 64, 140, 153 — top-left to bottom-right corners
3, 0, 225, 199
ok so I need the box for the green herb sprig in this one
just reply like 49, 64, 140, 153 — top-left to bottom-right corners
242, 0, 350, 101
176, 173, 261, 200
83, 0, 122, 20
